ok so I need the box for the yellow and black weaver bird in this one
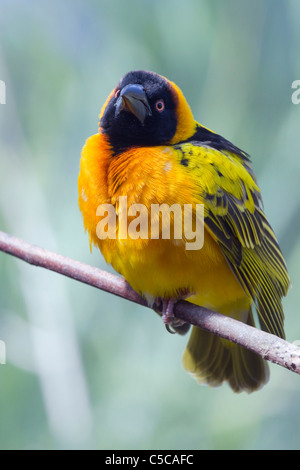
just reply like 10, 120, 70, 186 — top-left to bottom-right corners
78, 70, 290, 393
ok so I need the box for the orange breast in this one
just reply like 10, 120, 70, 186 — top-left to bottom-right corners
78, 133, 247, 309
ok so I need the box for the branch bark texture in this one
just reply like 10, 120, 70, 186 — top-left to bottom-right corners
0, 230, 299, 375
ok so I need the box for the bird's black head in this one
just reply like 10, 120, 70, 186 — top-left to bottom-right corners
100, 70, 179, 153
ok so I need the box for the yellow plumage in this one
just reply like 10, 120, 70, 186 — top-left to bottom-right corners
78, 70, 290, 393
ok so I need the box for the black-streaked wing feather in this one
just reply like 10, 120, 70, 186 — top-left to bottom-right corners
177, 127, 290, 338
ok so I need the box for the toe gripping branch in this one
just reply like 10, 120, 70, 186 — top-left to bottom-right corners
154, 298, 191, 335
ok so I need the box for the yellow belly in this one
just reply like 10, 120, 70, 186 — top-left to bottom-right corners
78, 134, 250, 315
100, 227, 248, 315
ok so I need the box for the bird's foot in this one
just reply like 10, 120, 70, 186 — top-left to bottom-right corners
160, 298, 188, 334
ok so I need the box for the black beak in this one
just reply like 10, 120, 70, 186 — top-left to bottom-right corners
115, 84, 152, 124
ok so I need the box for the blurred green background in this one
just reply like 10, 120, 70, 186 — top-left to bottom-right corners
0, 0, 299, 450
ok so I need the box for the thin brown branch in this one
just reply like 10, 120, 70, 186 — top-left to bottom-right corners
0, 229, 299, 375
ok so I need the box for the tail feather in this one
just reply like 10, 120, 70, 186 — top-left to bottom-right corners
228, 341, 269, 392
183, 312, 269, 393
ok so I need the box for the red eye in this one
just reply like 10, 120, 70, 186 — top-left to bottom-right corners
155, 99, 165, 112
115, 89, 120, 98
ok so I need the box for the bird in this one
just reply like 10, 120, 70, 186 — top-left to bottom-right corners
78, 70, 290, 393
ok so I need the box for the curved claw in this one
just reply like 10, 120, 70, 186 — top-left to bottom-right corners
161, 299, 187, 334
165, 324, 177, 334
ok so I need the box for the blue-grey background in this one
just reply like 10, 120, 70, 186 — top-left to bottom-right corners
0, 0, 299, 450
